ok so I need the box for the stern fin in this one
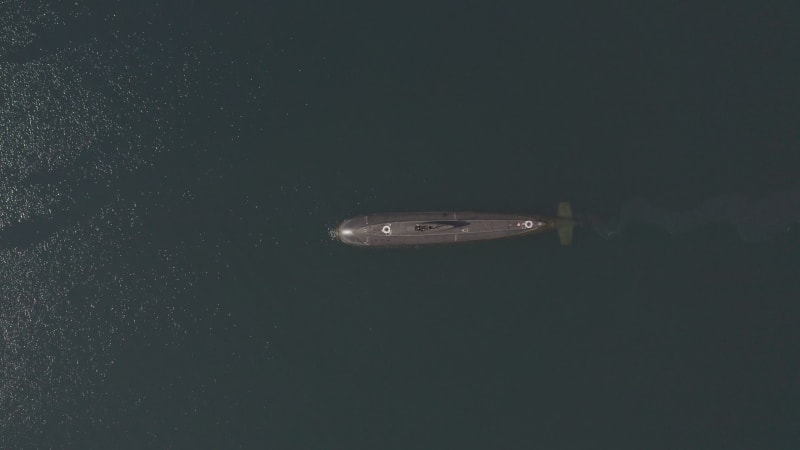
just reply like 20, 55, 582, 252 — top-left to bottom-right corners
557, 202, 574, 245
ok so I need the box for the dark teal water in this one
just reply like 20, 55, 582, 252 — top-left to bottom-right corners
1, 1, 798, 448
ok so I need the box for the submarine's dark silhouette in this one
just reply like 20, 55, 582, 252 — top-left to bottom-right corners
337, 203, 577, 247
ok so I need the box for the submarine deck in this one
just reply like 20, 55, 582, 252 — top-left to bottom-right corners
337, 211, 556, 247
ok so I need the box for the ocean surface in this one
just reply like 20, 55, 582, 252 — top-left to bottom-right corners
1, 1, 798, 448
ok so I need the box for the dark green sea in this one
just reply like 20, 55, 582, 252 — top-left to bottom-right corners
1, 1, 798, 448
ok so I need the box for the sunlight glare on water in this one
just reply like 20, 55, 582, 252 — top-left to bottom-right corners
0, 2, 195, 446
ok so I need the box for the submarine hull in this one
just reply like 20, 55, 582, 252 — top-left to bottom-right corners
336, 211, 567, 247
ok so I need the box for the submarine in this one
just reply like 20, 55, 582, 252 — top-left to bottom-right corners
336, 202, 577, 247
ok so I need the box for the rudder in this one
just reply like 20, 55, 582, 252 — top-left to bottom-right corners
557, 202, 574, 245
